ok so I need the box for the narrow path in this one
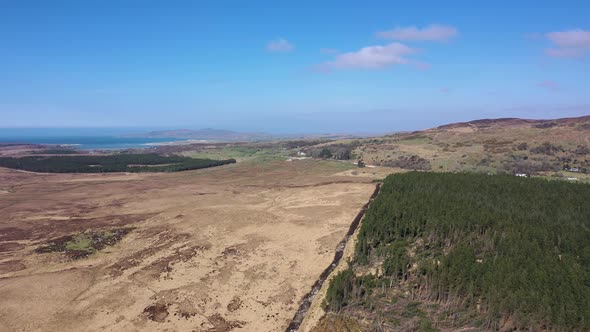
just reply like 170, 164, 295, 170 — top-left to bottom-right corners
284, 183, 382, 332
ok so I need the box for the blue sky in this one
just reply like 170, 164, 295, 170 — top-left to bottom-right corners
1, 0, 589, 133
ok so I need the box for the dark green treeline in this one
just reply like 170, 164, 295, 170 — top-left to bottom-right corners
326, 172, 590, 330
0, 154, 236, 173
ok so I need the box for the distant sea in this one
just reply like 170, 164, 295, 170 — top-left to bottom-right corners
0, 128, 184, 150
0, 136, 188, 150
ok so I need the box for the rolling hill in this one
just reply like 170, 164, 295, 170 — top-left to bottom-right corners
302, 114, 590, 181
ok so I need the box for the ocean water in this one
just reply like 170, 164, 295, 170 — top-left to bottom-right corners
0, 128, 184, 150
0, 136, 185, 150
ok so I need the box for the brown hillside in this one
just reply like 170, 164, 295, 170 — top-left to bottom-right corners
316, 114, 590, 181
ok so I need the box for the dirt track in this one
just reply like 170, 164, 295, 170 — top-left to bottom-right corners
0, 160, 376, 331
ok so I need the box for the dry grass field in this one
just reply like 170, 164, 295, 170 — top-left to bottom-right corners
0, 159, 379, 332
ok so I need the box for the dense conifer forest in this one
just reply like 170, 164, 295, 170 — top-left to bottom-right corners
0, 154, 235, 173
325, 172, 590, 331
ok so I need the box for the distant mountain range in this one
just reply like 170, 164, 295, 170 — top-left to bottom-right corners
129, 128, 275, 142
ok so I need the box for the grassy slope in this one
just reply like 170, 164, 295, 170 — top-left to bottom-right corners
341, 116, 590, 182
181, 145, 293, 164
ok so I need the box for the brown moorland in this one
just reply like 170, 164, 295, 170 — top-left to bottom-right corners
0, 159, 380, 331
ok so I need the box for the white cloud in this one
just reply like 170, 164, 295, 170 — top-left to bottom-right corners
376, 24, 458, 42
544, 29, 590, 58
322, 42, 416, 70
266, 38, 294, 52
316, 24, 459, 72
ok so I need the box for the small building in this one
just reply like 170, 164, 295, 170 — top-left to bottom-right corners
515, 173, 528, 177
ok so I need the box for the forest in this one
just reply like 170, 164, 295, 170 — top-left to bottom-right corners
325, 172, 590, 331
0, 153, 236, 173
304, 141, 362, 160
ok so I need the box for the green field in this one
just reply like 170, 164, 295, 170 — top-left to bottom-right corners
182, 146, 288, 163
